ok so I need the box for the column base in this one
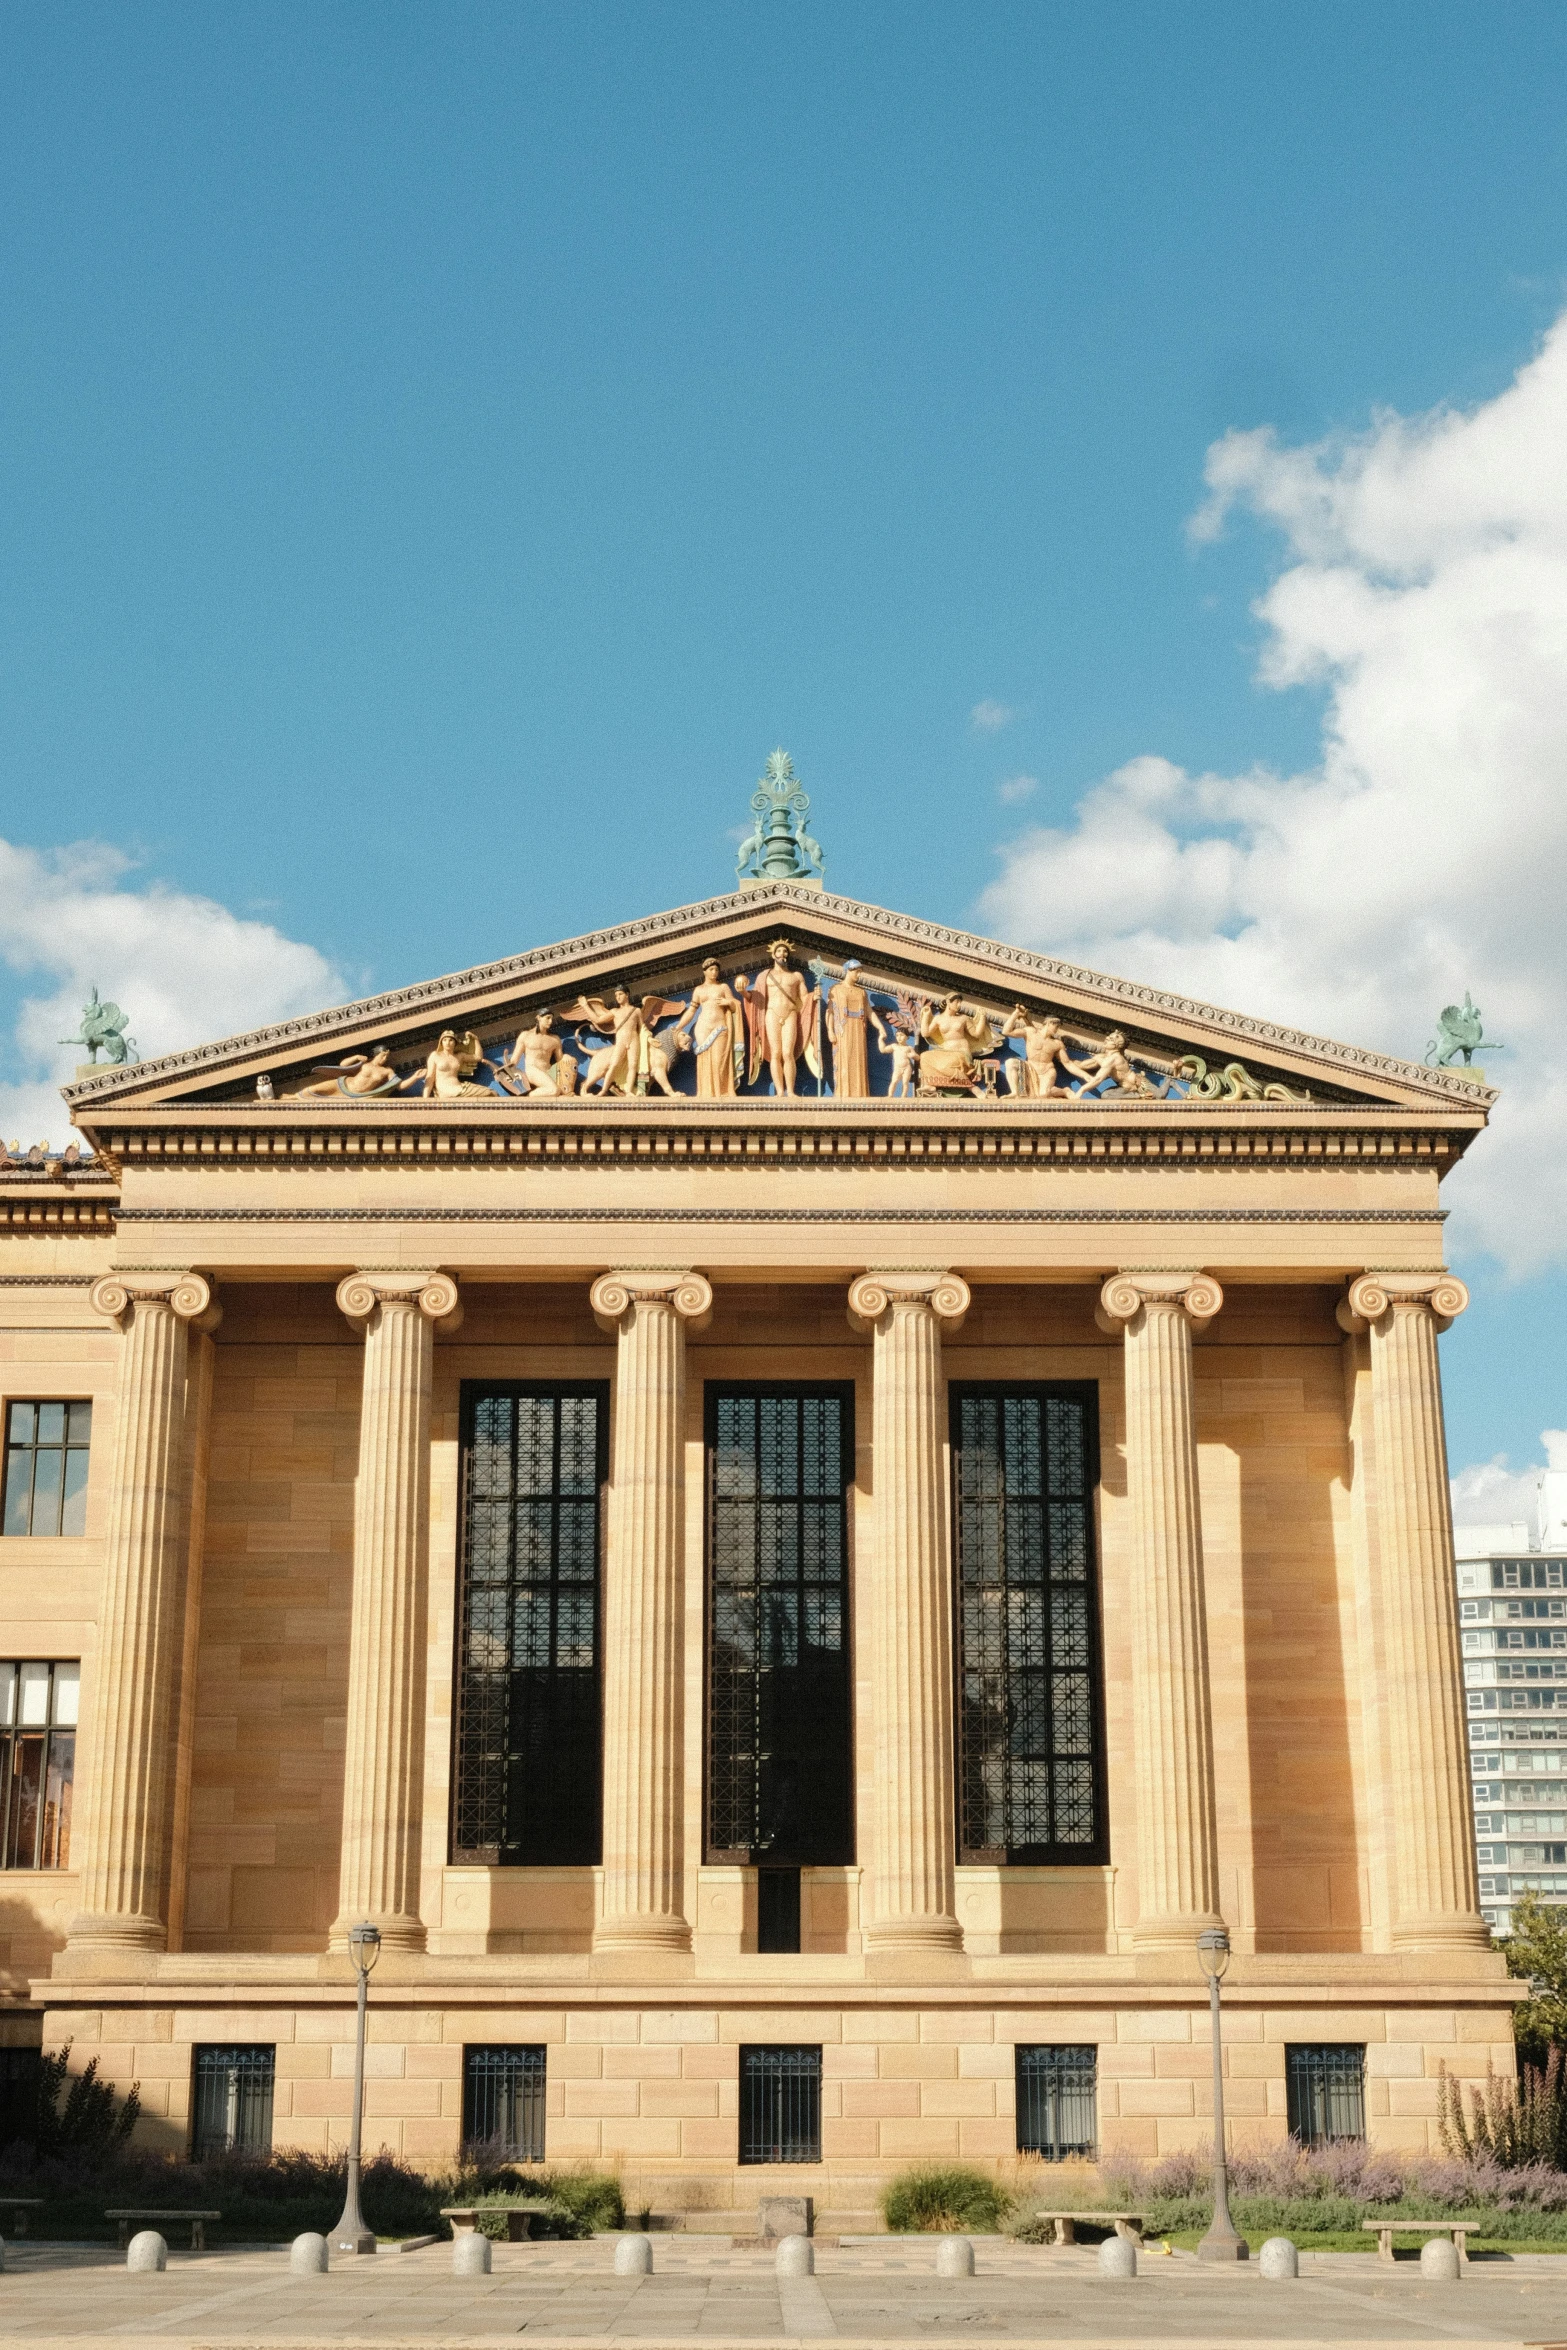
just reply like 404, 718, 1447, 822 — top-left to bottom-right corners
64, 1912, 167, 1954
593, 1915, 693, 1954
1390, 1914, 1495, 1953
863, 1915, 965, 1954
326, 1917, 427, 1955
1131, 1911, 1224, 1953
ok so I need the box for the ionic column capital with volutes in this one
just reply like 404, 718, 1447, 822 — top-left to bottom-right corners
335, 1268, 462, 1331
1096, 1269, 1223, 1335
1337, 1270, 1470, 1337
90, 1270, 222, 1335
847, 1269, 970, 1336
590, 1268, 713, 1335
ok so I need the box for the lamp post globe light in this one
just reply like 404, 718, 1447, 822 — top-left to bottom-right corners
331, 1921, 382, 2257
1196, 1927, 1249, 2262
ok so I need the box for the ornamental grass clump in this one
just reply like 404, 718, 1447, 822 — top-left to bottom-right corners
881, 2164, 1012, 2234
1438, 2048, 1567, 2172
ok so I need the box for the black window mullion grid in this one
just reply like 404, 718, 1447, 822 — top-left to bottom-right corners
739, 2043, 822, 2164
2, 1402, 92, 1538
0, 1661, 78, 1870
451, 1384, 607, 1868
1286, 2043, 1366, 2145
951, 1384, 1106, 1866
1015, 2044, 1097, 2160
705, 1385, 854, 1870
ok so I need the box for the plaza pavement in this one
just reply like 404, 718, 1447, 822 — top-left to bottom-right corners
2, 2233, 1567, 2347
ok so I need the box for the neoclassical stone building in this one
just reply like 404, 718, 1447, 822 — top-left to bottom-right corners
0, 872, 1513, 2214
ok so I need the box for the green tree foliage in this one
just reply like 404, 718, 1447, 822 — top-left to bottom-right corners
1502, 1892, 1567, 2065
1437, 2049, 1567, 2170
29, 2044, 140, 2163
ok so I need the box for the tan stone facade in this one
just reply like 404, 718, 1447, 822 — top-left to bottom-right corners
0, 883, 1514, 2212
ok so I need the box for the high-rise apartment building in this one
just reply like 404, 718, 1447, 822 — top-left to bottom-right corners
1460, 1465, 1567, 1934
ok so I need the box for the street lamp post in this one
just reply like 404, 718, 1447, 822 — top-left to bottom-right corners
331, 1921, 382, 2257
1196, 1926, 1248, 2262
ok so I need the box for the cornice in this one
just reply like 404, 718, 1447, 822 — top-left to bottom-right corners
60, 880, 1496, 1112
107, 1204, 1447, 1227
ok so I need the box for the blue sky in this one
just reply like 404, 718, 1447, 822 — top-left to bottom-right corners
3, 1, 1566, 1498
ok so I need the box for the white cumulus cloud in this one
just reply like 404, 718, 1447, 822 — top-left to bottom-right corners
979, 312, 1567, 1276
996, 775, 1038, 806
971, 699, 1015, 733
0, 838, 345, 1151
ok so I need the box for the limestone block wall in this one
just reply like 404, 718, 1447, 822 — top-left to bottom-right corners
0, 1292, 116, 1992
185, 1286, 361, 1951
41, 1994, 1519, 2171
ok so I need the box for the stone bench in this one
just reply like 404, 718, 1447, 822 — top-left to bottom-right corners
1031, 2210, 1145, 2246
1363, 2218, 1479, 2271
441, 2205, 540, 2243
106, 2208, 220, 2252
3, 2198, 43, 2236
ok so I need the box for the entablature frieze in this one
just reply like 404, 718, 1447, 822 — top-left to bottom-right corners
86, 1100, 1476, 1178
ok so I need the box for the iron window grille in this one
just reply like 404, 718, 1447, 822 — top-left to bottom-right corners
739, 2044, 822, 2165
0, 1661, 78, 1869
462, 2045, 546, 2161
705, 1387, 853, 1868
1015, 2044, 1098, 2160
3, 1402, 91, 1537
191, 2044, 275, 2157
951, 1387, 1106, 1863
1286, 2043, 1366, 2145
452, 1385, 607, 1866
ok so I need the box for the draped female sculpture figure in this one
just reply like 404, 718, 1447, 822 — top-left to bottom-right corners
825, 960, 886, 1099
675, 960, 745, 1098
917, 994, 995, 1091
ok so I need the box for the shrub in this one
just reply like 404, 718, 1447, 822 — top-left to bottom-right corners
1438, 2050, 1567, 2171
881, 2164, 1012, 2234
18, 2045, 141, 2164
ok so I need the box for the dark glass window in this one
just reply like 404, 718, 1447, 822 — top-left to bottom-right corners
191, 2045, 274, 2157
452, 1386, 606, 1866
0, 1662, 78, 1868
1286, 2043, 1366, 2145
462, 2045, 546, 2160
951, 1387, 1105, 1863
739, 2044, 821, 2164
1016, 2044, 1097, 2159
0, 2048, 41, 2151
758, 1866, 802, 1955
706, 1388, 853, 1867
3, 1402, 92, 1537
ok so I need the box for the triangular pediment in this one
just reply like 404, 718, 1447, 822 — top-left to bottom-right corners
60, 881, 1493, 1120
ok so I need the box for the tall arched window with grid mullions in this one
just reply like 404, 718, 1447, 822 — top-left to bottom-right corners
951, 1385, 1106, 1865
451, 1384, 607, 1867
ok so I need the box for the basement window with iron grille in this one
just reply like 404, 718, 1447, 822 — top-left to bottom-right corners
1286, 2043, 1366, 2145
705, 1388, 853, 1870
191, 2044, 275, 2157
952, 1386, 1106, 1864
452, 1386, 606, 1866
462, 2045, 546, 2161
739, 2044, 822, 2165
1015, 2044, 1097, 2160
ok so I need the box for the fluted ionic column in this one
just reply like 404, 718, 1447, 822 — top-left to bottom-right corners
1098, 1270, 1224, 1950
329, 1270, 461, 1952
590, 1269, 713, 1952
1338, 1271, 1488, 1951
847, 1270, 971, 1953
69, 1272, 220, 1951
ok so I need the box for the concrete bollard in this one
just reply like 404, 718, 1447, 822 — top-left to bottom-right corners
289, 2233, 329, 2274
936, 2236, 975, 2278
1097, 2234, 1137, 2279
452, 2232, 493, 2276
776, 2234, 814, 2277
126, 2231, 168, 2274
614, 2233, 654, 2277
1258, 2237, 1298, 2280
1420, 2236, 1461, 2282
